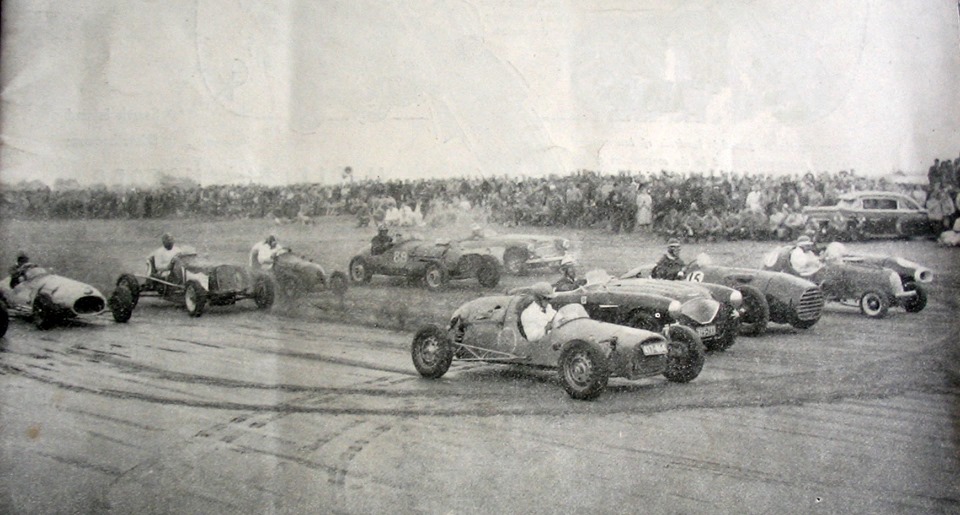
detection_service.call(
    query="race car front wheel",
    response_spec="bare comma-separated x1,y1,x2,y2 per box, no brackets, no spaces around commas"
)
558,341,609,401
116,274,141,309
254,275,276,310
109,285,134,323
349,257,372,284
902,282,927,313
737,286,769,337
33,294,57,330
663,325,705,383
859,290,889,318
411,325,453,379
422,264,446,290
184,281,207,317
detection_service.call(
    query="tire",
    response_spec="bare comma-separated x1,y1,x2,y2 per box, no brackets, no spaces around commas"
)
859,290,889,318
0,308,8,339
184,281,207,317
348,256,372,284
116,274,141,309
254,275,276,310
422,263,446,291
902,282,927,313
328,271,349,295
737,286,769,337
791,317,819,330
109,285,134,323
33,294,57,330
662,325,705,383
476,257,501,288
625,310,662,332
558,341,609,400
411,325,453,379
502,248,528,275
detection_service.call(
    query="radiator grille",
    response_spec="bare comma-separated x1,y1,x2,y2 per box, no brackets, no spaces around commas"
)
796,287,825,321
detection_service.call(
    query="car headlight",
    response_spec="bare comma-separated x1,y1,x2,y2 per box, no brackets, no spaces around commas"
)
729,290,743,308
914,267,933,283
668,300,681,319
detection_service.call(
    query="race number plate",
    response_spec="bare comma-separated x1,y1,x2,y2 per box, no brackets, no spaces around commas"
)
697,325,717,338
641,342,668,356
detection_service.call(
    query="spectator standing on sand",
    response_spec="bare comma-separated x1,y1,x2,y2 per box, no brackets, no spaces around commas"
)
635,183,653,229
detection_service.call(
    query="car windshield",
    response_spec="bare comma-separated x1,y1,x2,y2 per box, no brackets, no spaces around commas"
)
837,198,858,209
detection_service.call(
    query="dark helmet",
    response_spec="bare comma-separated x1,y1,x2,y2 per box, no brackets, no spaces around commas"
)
161,233,175,250
266,235,277,246
16,252,29,265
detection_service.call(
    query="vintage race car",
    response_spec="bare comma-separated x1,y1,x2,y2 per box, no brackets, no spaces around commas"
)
116,247,276,317
762,245,923,318
543,271,742,352
349,237,501,290
458,229,572,275
622,254,825,335
804,191,931,240
0,265,133,336
820,242,932,312
262,248,348,297
411,297,704,400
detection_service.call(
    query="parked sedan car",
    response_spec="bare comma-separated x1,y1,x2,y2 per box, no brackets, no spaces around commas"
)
1,265,133,336
458,229,572,275
622,254,825,335
349,237,501,290
412,297,704,400
804,191,931,240
545,271,742,351
762,245,922,318
115,247,276,317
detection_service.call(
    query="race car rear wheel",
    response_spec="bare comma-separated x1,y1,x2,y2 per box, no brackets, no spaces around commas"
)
328,271,349,295
502,248,528,275
411,325,453,379
423,264,446,290
109,285,134,323
348,257,372,284
476,257,501,288
902,282,927,313
184,281,207,317
254,275,276,309
737,286,769,337
558,341,609,401
663,325,704,383
116,274,141,309
859,290,888,318
32,294,57,330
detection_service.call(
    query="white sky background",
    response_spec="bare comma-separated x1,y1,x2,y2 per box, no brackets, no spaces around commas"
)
1,0,958,187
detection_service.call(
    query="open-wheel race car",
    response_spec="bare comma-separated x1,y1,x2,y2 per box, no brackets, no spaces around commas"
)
0,265,134,337
349,237,501,290
262,248,348,297
762,243,927,318
622,254,825,335
411,296,704,400
115,248,276,317
457,229,572,275
541,271,742,352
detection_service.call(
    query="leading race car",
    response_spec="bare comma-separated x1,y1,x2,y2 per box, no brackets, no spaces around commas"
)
458,229,572,275
762,244,924,318
411,296,704,400
349,236,501,290
0,265,134,336
115,247,276,317
622,254,825,335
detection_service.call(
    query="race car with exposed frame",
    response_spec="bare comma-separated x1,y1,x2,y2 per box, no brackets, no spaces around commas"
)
457,228,573,275
1,265,134,336
539,270,742,352
622,254,825,335
762,244,924,318
411,296,705,400
257,247,348,297
348,236,501,290
115,247,276,317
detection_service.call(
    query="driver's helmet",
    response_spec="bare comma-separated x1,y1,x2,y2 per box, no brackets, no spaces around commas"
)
553,303,589,327
584,269,612,286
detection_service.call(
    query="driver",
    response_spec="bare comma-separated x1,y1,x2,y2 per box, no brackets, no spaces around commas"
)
789,235,822,276
250,235,282,269
9,252,34,288
651,239,685,280
371,225,393,255
520,282,557,342
149,233,181,278
553,256,585,292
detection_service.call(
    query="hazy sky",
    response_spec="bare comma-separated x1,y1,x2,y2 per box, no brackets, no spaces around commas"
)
1,0,959,186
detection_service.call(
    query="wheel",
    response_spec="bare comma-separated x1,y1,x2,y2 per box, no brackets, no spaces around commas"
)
502,248,528,275
476,257,501,288
348,257,372,284
737,286,769,337
116,274,141,309
184,281,207,317
422,263,446,290
662,325,705,383
0,308,8,338
32,294,57,330
328,271,349,295
254,275,276,309
790,316,820,330
859,290,889,318
707,313,740,351
625,310,662,332
109,285,134,323
902,282,927,313
558,341,609,400
411,325,453,379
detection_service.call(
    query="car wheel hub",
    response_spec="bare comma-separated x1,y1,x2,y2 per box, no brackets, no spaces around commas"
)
568,354,593,385
419,337,439,365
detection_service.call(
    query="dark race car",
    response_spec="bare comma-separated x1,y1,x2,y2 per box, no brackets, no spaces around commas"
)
762,244,923,318
541,271,742,352
116,247,276,317
412,297,704,400
622,254,825,335
458,229,573,275
349,236,501,290
264,248,348,297
1,265,133,336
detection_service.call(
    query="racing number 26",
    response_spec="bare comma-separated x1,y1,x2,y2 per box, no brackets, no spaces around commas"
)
393,251,409,263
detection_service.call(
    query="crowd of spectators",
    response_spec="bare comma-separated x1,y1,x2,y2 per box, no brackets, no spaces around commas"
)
3,155,958,242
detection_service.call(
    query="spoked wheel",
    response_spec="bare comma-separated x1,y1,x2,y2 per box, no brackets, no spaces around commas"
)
662,325,705,383
348,257,372,284
184,281,207,317
558,341,609,400
411,325,453,379
423,264,446,291
859,290,889,318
